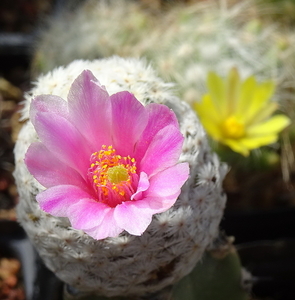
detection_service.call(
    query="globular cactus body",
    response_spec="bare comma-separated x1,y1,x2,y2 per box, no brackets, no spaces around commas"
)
14,57,227,297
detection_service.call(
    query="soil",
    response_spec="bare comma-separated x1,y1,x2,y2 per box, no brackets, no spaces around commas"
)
0,257,24,300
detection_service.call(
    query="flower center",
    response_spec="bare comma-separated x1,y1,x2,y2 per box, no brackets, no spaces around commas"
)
221,116,245,139
107,165,129,184
88,145,137,207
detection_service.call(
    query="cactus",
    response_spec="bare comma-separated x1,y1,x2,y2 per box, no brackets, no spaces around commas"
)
14,56,227,298
32,0,155,76
172,237,250,300
32,0,295,107
61,237,250,300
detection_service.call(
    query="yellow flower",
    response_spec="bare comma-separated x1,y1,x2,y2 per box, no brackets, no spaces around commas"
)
194,68,291,156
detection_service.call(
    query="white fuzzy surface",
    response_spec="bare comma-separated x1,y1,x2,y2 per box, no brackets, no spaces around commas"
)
14,57,227,297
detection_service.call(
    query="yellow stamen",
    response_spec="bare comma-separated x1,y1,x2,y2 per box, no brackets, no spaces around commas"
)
88,145,137,205
221,116,245,139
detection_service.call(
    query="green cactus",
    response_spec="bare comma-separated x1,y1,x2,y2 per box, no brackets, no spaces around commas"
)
172,238,250,300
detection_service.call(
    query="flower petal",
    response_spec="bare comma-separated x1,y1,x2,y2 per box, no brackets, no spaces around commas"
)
25,142,85,188
247,102,278,125
236,75,257,118
247,115,290,136
114,201,153,236
243,80,275,124
110,91,148,157
194,94,221,125
199,117,222,141
144,162,189,198
222,139,250,156
240,135,278,150
33,112,92,176
225,67,241,115
30,94,69,125
194,95,223,141
36,185,93,217
223,134,279,156
67,70,112,149
139,125,184,176
207,71,227,117
67,198,111,230
134,103,179,161
144,191,181,214
131,172,150,201
85,209,124,239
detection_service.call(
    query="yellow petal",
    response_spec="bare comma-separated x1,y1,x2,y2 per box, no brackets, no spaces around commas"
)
201,118,222,141
194,94,221,123
236,75,257,118
221,133,283,156
222,138,250,156
207,71,227,117
247,101,278,125
239,135,278,150
247,115,291,136
194,95,223,140
243,80,275,124
225,67,241,115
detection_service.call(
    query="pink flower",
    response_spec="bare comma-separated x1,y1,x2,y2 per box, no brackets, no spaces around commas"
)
25,70,189,240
